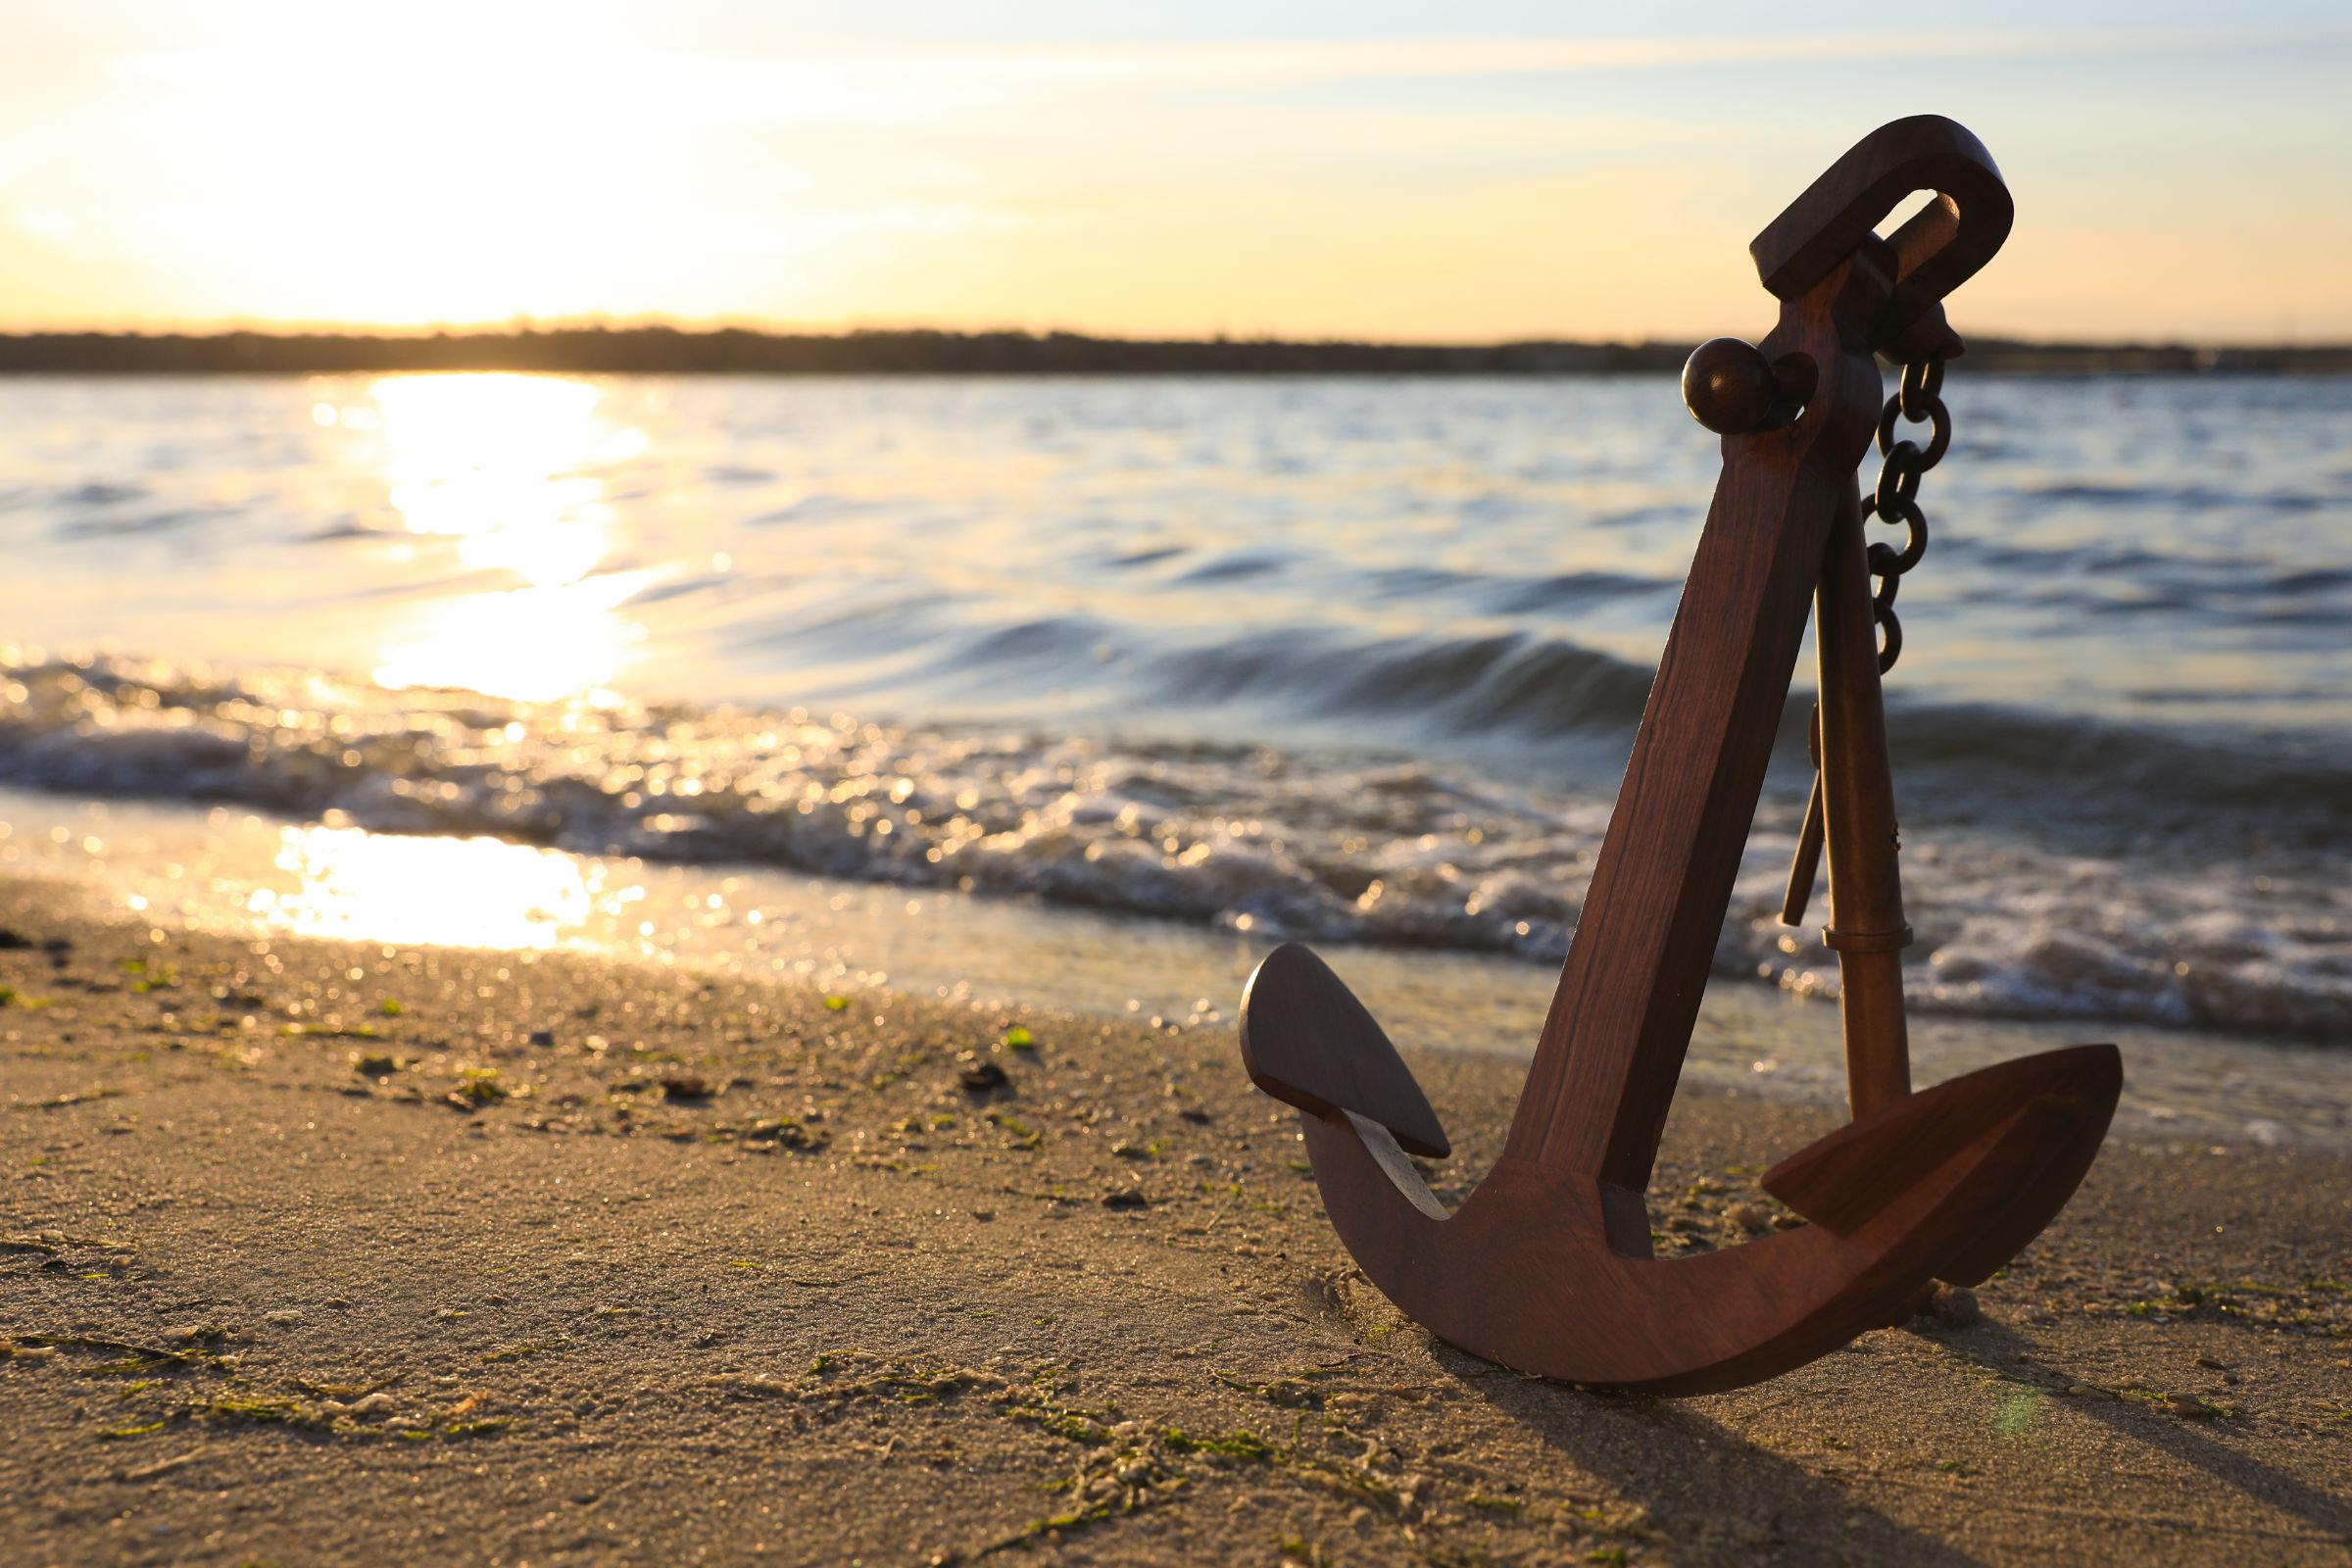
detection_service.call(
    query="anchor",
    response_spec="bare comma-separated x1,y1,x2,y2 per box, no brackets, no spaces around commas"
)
1234,117,2121,1395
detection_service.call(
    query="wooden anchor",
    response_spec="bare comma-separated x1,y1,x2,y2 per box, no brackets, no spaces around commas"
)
1234,117,2120,1395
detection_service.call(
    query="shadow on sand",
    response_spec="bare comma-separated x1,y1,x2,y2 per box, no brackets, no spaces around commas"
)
1439,1343,1986,1565
1931,1318,2352,1542
1439,1317,2350,1562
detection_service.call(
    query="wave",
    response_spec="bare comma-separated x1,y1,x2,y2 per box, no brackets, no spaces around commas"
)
1,652,2345,1042
2010,479,2330,514
1110,627,2352,846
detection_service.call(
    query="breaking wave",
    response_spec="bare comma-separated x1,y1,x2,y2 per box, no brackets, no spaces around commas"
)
2,651,2344,1042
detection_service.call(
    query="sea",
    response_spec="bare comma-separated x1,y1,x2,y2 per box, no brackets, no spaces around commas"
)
1,371,2346,1142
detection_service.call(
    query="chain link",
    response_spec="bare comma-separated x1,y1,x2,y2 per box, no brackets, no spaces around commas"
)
1781,353,1951,927
1860,354,1947,673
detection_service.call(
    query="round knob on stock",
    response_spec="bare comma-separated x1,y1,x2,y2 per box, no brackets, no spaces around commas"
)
1682,337,1809,434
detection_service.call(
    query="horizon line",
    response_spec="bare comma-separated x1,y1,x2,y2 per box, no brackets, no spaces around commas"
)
3,321,2347,355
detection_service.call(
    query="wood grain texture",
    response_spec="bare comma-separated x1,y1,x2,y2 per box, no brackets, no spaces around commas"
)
1298,1063,2115,1394
1749,114,2014,353
1234,116,2121,1395
1239,944,1450,1159
1760,1045,2121,1235
1498,247,1891,1191
1815,475,1913,1117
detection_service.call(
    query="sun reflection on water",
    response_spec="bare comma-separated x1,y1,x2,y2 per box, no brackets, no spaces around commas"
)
371,570,655,702
359,373,649,702
247,823,619,950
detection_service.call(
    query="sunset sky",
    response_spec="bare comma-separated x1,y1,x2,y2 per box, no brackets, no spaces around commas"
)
3,2,2346,343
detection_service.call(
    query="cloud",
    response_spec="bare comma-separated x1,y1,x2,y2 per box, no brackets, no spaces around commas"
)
649,24,2346,102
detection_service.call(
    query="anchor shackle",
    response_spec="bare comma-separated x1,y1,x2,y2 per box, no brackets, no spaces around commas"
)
1687,114,2013,439
1748,114,2014,363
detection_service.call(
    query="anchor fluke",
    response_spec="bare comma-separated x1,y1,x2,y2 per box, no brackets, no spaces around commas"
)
1761,1045,2119,1233
1239,943,1450,1159
1761,1043,2121,1284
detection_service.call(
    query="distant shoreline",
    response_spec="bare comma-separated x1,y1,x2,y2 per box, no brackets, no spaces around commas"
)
1,326,2346,376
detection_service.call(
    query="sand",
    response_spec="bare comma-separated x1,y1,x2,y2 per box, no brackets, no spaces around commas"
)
1,877,2346,1566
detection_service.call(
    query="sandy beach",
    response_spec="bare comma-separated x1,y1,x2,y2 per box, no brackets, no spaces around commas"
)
3,878,2346,1566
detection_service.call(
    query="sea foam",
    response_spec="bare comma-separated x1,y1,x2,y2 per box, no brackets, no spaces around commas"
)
3,651,2343,1042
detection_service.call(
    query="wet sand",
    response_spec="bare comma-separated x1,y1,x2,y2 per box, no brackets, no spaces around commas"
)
2,879,2347,1565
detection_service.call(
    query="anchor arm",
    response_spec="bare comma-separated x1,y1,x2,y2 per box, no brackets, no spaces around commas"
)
1296,1045,2117,1394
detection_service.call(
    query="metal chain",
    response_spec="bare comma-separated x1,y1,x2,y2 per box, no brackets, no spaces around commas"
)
1860,355,1948,672
1779,352,1950,927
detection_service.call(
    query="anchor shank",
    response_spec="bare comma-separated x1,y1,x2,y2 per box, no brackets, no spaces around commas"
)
1500,255,1891,1189
1501,447,1839,1185
1816,475,1913,1116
